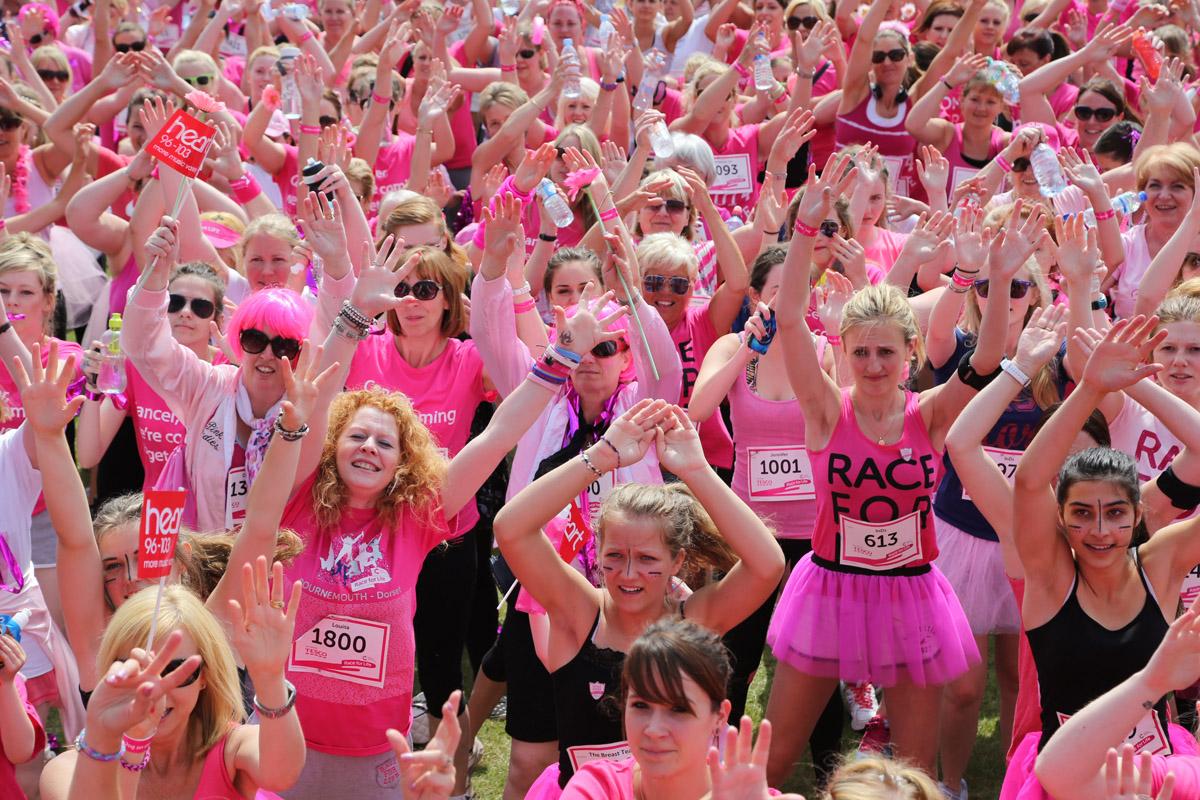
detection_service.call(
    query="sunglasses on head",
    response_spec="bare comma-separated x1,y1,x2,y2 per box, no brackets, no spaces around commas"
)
590,340,625,358
183,74,215,87
168,294,216,319
37,69,70,83
115,40,146,52
239,328,302,360
787,14,819,30
648,198,688,214
871,48,907,64
973,278,1034,299
819,219,839,237
318,115,339,129
164,658,203,688
394,279,442,301
1073,105,1117,123
518,48,539,59
643,274,691,295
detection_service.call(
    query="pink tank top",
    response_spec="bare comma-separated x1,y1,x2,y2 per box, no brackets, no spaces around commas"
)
834,95,918,198
942,124,1006,198
809,389,942,568
193,730,284,799
728,342,825,539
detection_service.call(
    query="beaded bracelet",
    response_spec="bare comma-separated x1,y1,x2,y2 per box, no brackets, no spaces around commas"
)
600,80,618,91
994,154,1013,174
120,749,151,772
340,300,373,330
513,299,537,314
274,418,310,441
332,315,369,341
599,435,622,469
1094,208,1116,221
794,220,819,238
76,730,125,762
580,451,604,478
299,124,321,135
599,206,619,222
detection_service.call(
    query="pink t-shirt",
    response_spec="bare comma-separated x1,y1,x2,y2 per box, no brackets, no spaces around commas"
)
369,135,417,216
0,674,45,799
862,227,909,275
125,361,187,490
0,339,83,433
1112,224,1151,319
272,144,300,217
344,337,488,534
561,758,783,799
672,302,734,469
283,476,454,756
709,124,761,218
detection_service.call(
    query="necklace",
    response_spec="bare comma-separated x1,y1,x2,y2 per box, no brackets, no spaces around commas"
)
857,392,902,445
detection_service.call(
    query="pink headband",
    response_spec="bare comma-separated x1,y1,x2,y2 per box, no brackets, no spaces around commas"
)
202,220,242,249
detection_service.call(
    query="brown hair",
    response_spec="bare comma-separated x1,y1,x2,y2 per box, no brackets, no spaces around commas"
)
382,246,469,339
621,618,731,714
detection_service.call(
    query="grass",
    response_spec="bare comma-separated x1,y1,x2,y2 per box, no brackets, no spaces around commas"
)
465,640,1009,798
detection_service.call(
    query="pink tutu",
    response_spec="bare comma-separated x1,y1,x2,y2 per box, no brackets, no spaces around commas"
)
766,553,979,687
526,763,564,800
1001,726,1200,800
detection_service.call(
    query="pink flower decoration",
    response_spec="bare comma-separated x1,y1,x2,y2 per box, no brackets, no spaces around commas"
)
564,167,600,203
261,85,281,109
186,90,226,115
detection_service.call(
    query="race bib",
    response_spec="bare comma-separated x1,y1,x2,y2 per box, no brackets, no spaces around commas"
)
880,155,910,197
838,511,923,571
585,471,616,522
290,614,390,688
711,154,754,196
1056,710,1170,757
566,742,632,772
950,165,981,194
1182,563,1200,609
748,446,816,501
962,447,1022,501
225,466,249,529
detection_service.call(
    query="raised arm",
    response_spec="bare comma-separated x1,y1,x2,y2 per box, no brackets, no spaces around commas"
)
911,0,985,100
838,0,894,111
1134,168,1200,317
353,24,407,168
906,54,987,149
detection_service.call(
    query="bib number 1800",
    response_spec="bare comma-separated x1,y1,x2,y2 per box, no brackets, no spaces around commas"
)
311,627,368,654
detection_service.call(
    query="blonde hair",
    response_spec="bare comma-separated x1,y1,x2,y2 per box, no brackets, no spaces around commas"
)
822,756,942,799
31,45,69,74
0,233,57,333
598,483,739,589
96,585,243,756
240,213,300,252
637,232,699,280
379,195,466,268
684,60,736,127
1135,143,1200,192
311,388,447,531
242,46,281,95
346,157,375,201
555,78,599,127
634,170,697,241
478,82,529,118
840,283,927,369
172,49,220,75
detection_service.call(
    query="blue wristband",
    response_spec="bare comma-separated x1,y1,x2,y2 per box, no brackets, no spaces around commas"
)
76,729,126,762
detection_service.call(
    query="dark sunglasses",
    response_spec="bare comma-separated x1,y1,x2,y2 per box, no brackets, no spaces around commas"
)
115,40,146,52
871,48,907,64
518,48,539,59
648,199,688,214
819,219,839,237
168,294,216,319
590,340,624,358
37,69,70,83
1011,157,1030,173
239,328,302,360
318,115,339,129
1073,105,1117,123
394,279,442,301
183,74,215,87
787,14,819,30
28,31,50,46
974,278,1033,299
0,116,23,131
643,274,691,295
164,658,203,688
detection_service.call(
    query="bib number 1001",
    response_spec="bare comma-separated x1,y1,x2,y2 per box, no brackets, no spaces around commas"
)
758,457,806,476
311,627,368,654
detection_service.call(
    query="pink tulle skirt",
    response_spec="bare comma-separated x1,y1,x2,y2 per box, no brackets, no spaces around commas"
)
766,553,980,687
1001,726,1200,799
526,763,564,800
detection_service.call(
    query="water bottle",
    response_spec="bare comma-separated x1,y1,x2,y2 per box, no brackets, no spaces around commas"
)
649,123,675,159
500,0,520,14
1112,190,1147,216
538,178,575,228
754,54,773,92
561,38,582,100
302,157,336,202
1132,30,1162,82
279,46,302,120
0,610,31,642
984,58,1020,105
282,3,309,20
1030,144,1068,198
97,314,126,395
598,14,615,50
633,80,655,114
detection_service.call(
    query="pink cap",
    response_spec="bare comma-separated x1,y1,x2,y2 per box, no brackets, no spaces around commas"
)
202,219,241,249
265,109,289,138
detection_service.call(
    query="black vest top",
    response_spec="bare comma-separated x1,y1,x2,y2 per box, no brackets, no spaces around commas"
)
551,612,627,786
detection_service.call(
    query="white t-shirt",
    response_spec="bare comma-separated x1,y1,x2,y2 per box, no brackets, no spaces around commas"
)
0,426,52,677
668,13,715,78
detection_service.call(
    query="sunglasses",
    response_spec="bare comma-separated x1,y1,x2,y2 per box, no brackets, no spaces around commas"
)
115,40,146,52
648,199,688,215
28,31,50,46
37,69,70,83
394,279,442,300
819,219,839,237
164,658,203,688
1011,157,1030,173
183,74,216,87
973,278,1034,299
787,14,819,30
1073,105,1117,123
518,48,539,59
168,294,216,319
318,115,339,129
871,48,907,64
238,328,302,360
643,274,691,295
590,340,624,358
0,116,23,131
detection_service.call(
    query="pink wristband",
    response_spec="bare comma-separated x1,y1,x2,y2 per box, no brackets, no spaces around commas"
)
1094,208,1116,221
299,124,321,135
794,219,819,237
298,31,315,44
994,154,1013,173
826,334,841,346
231,173,262,204
500,64,516,72
951,270,974,288
599,206,619,222
122,735,152,755
513,299,537,314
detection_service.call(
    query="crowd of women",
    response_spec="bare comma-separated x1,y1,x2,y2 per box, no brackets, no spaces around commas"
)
2,0,1200,797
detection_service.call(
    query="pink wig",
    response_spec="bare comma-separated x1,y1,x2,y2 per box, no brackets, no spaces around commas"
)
228,287,313,360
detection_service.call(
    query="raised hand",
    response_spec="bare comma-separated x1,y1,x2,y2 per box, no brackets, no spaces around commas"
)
1060,148,1106,197
1103,745,1175,800
296,52,325,111
795,19,838,70
814,269,854,334
954,204,994,270
99,52,141,91
299,191,348,262
946,52,989,88
138,93,173,142
1082,22,1135,62
1014,303,1067,371
598,399,672,469
482,192,524,273
1078,315,1167,393
481,163,509,200
654,405,707,478
552,281,629,355
224,557,302,682
278,340,338,429
830,234,868,287
1052,212,1100,286
513,142,556,194
900,210,954,265
915,145,949,196
12,341,84,436
768,108,818,166
988,200,1047,282
708,717,776,800
350,235,415,318
387,691,463,800
796,152,858,228
145,215,181,280
599,140,627,186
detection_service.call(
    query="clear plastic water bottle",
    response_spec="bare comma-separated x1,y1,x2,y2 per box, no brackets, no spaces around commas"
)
754,54,774,92
500,0,520,16
598,14,615,49
282,3,309,20
0,610,31,642
984,58,1020,105
97,313,126,395
633,80,655,115
1030,144,1068,198
1112,190,1147,216
538,179,575,228
561,38,582,100
279,46,302,120
649,124,675,159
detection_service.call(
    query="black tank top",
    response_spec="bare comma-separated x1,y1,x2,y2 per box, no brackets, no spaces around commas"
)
551,612,627,786
1025,549,1170,751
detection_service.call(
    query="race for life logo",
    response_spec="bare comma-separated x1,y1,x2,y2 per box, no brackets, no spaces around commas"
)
589,681,606,701
318,532,391,593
